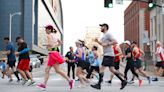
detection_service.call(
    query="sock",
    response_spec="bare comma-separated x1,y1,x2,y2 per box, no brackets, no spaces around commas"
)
14,71,20,80
98,73,104,85
114,73,124,82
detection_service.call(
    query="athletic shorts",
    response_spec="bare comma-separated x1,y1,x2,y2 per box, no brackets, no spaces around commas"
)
17,59,30,71
101,56,114,67
134,59,142,69
47,51,64,67
90,66,100,73
156,62,164,69
77,60,90,70
7,60,16,68
114,62,120,70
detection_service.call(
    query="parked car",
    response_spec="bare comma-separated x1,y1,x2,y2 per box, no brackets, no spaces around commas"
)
30,57,41,68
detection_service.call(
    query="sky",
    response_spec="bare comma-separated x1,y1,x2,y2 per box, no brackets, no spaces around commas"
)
61,0,131,54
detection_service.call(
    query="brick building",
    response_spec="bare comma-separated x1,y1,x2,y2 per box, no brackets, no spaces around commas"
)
124,1,150,51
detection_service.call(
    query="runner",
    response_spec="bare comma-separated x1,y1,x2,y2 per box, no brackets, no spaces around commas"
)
3,37,20,82
75,40,89,88
152,41,164,81
131,41,151,84
15,37,35,85
43,25,62,52
65,46,76,80
86,46,100,79
79,40,90,74
123,40,142,86
37,25,73,90
106,44,124,84
90,23,127,90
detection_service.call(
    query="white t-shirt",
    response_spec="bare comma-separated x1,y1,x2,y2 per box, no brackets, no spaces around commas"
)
156,46,164,62
101,32,115,56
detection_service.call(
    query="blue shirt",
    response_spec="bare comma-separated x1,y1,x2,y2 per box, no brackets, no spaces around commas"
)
6,42,16,61
0,62,6,71
88,51,100,67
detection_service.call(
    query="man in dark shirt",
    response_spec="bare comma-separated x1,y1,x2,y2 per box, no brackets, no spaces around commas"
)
3,37,20,82
15,37,35,86
65,46,75,79
123,40,142,86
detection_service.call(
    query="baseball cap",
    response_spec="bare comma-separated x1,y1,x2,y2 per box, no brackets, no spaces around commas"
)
124,40,131,45
45,25,54,30
99,23,109,30
75,40,82,45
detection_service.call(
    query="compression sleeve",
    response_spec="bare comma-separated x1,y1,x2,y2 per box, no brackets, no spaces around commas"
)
19,48,29,55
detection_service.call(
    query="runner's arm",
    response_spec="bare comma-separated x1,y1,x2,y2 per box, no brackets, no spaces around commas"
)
93,51,98,61
4,50,11,55
133,47,139,58
5,45,12,55
95,39,117,47
18,48,29,55
115,46,123,57
125,53,131,58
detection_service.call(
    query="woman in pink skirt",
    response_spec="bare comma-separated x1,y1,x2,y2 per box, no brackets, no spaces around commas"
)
37,25,73,90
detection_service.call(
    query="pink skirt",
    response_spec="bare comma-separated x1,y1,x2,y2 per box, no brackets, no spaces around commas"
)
47,51,64,67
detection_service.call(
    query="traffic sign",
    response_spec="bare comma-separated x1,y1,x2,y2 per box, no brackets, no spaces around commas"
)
116,0,123,4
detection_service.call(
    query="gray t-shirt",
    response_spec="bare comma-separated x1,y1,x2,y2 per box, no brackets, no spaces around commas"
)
101,32,115,56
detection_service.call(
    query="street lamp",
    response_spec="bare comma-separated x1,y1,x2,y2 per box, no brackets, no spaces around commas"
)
9,12,21,42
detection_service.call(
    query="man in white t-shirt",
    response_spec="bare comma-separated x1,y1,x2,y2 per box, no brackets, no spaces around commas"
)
153,41,164,81
90,23,127,90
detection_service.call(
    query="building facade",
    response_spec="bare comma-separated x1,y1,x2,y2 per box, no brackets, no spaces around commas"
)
124,1,150,51
149,0,164,61
0,0,63,55
84,26,103,56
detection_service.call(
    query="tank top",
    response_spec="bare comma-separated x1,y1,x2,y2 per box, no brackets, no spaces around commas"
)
132,47,141,59
113,45,120,62
75,48,85,61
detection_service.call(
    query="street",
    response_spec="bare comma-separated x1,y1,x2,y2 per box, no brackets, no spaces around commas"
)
0,63,164,92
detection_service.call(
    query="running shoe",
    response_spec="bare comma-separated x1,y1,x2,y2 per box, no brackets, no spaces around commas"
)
128,80,134,84
69,80,73,89
37,83,46,91
139,80,142,87
120,80,127,90
90,84,101,90
17,79,20,83
105,80,112,84
22,80,28,85
77,84,86,88
28,81,35,86
152,78,158,82
9,79,13,82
